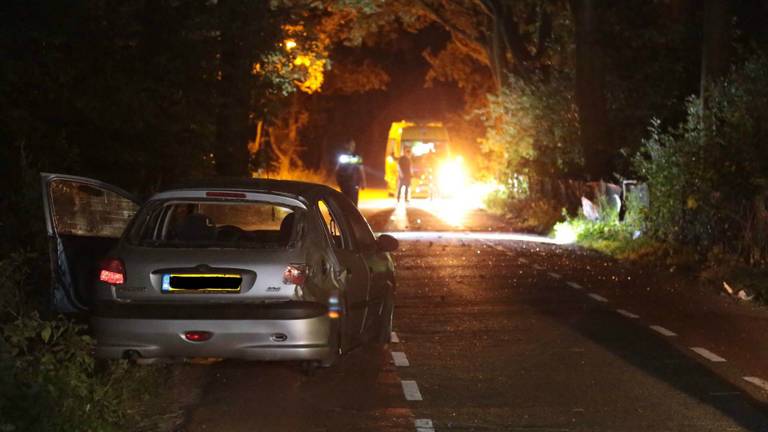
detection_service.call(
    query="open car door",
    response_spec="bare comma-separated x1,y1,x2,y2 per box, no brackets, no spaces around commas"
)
41,173,140,313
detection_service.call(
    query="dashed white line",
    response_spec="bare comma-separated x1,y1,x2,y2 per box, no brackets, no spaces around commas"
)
518,257,529,264
588,293,609,302
533,264,544,270
391,332,400,343
616,309,640,319
649,325,677,337
691,347,727,362
415,418,435,432
566,281,583,290
391,351,410,367
743,376,768,392
547,272,562,279
401,380,423,401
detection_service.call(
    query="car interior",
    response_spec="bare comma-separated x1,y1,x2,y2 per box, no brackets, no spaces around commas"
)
168,210,296,247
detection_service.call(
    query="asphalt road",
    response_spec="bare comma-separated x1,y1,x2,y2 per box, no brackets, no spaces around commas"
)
179,197,768,432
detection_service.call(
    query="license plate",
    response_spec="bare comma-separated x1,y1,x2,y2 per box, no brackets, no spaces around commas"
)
161,274,242,293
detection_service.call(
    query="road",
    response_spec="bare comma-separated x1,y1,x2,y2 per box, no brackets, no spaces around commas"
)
179,194,768,432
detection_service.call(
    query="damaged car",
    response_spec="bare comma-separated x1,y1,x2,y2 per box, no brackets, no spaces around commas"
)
41,174,398,367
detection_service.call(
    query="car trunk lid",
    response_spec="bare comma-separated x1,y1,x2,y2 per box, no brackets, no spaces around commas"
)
113,246,305,303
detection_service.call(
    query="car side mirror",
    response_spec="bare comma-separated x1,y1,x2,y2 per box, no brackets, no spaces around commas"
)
376,234,399,252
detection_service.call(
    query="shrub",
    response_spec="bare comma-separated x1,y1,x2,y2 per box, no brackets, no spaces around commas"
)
0,252,163,431
480,73,582,181
633,52,768,263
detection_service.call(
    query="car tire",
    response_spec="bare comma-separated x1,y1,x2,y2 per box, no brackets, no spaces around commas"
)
377,288,395,344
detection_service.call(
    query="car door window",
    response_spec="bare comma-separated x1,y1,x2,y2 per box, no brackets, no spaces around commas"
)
49,179,139,238
330,193,377,252
318,199,345,249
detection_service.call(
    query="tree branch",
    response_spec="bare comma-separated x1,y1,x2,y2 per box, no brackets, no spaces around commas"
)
412,0,490,66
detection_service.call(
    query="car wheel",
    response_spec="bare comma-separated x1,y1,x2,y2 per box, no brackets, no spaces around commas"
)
377,289,395,344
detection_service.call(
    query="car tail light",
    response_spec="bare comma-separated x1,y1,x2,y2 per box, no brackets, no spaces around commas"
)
283,264,307,285
184,331,213,342
99,258,125,285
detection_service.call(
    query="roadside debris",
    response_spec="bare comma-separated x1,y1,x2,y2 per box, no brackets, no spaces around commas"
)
722,281,755,302
737,289,756,302
722,281,734,295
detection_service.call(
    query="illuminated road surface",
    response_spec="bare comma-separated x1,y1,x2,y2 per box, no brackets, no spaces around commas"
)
178,190,768,432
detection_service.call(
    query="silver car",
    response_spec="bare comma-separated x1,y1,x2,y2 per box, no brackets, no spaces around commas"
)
41,173,398,367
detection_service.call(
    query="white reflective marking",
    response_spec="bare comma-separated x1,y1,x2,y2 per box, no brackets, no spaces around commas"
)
533,264,544,270
616,309,640,319
548,272,562,279
744,376,768,392
588,293,609,302
382,231,569,245
415,418,435,432
518,257,528,264
391,351,410,367
567,281,583,290
649,325,677,337
401,380,423,401
391,332,400,343
691,347,727,362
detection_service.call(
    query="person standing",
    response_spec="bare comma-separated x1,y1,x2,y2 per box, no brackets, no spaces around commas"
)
335,139,366,206
397,147,413,203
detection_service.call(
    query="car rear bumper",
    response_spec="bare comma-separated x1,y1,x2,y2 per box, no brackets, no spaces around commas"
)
92,301,335,361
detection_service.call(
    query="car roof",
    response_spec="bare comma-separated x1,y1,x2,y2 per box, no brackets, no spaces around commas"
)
158,178,336,202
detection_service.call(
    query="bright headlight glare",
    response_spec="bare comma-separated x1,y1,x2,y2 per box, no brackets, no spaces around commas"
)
437,157,467,193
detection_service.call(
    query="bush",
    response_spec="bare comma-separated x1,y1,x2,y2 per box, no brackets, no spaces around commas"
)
0,252,164,431
479,73,582,180
489,194,564,234
552,195,669,261
634,52,768,263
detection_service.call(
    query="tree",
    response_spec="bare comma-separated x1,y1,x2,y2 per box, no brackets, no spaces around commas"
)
214,0,292,177
570,0,610,180
700,0,731,105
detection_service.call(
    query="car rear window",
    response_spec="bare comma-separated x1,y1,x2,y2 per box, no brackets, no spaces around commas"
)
127,200,302,249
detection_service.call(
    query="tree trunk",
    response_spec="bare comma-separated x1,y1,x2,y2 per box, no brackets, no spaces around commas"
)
214,0,259,177
570,0,612,181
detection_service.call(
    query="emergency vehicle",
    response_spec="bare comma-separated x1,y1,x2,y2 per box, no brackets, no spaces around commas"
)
384,121,465,199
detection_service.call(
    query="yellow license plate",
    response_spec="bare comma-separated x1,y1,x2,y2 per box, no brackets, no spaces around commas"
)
161,273,242,293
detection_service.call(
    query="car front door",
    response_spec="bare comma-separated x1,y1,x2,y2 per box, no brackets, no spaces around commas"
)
317,197,370,343
41,173,140,313
330,193,393,335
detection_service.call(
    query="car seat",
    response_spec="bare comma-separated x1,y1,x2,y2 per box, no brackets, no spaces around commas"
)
279,213,295,244
176,213,215,243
